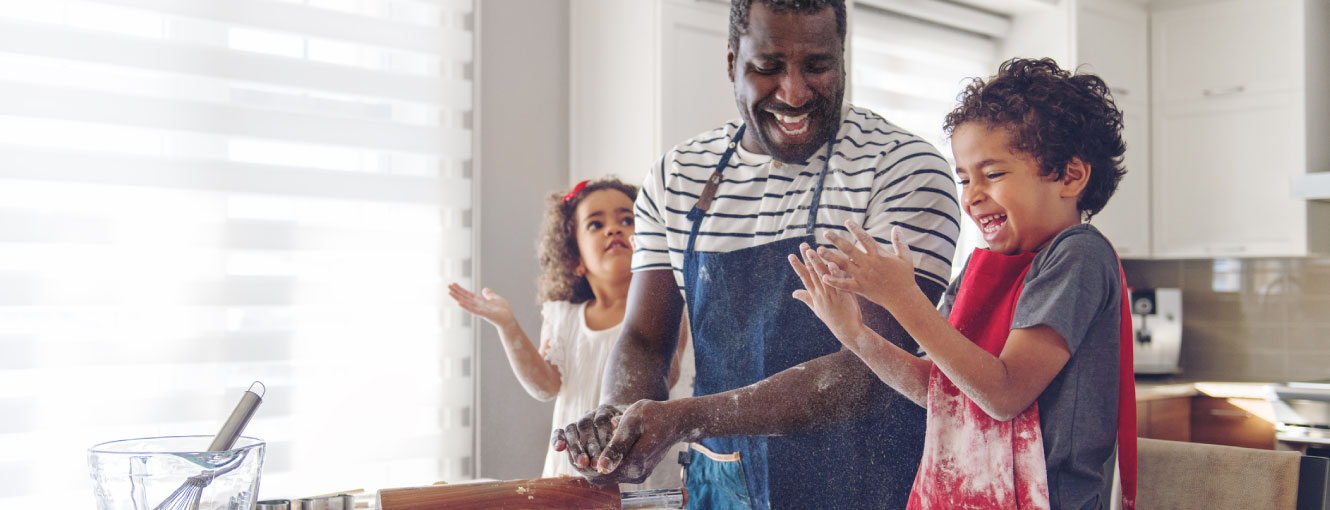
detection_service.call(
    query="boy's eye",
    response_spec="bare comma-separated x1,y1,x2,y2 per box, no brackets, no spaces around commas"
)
985,172,1007,179
957,179,969,186
620,217,634,227
587,220,602,231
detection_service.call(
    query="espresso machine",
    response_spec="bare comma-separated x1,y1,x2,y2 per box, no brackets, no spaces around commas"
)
1130,288,1182,374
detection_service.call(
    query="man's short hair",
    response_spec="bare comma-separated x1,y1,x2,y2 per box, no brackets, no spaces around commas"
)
728,0,847,52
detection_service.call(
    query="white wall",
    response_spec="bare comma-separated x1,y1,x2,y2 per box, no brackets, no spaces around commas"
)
475,0,570,480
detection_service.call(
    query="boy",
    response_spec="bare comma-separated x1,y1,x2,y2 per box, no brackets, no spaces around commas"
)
788,57,1136,509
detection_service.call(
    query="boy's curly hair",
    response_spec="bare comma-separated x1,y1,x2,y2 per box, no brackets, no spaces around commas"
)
943,57,1126,220
536,177,639,304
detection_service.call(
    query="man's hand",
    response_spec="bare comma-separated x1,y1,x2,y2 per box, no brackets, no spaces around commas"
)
816,222,923,311
551,400,685,484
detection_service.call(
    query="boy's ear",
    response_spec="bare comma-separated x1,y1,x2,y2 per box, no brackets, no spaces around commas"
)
1060,157,1091,199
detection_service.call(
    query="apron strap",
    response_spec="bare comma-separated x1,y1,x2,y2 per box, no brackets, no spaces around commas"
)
804,141,835,237
685,125,839,254
1116,259,1138,510
685,125,744,254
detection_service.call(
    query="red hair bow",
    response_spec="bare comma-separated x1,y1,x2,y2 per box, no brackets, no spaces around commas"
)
562,180,590,203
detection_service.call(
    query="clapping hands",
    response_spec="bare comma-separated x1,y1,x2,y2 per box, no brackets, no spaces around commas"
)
813,222,921,311
789,222,922,345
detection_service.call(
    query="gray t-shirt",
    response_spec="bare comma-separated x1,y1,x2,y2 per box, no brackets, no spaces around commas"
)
940,224,1122,510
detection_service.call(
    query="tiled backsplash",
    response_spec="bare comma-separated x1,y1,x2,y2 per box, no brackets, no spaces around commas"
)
1122,257,1330,382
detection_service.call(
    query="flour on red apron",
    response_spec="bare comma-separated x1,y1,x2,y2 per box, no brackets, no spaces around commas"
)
907,245,1138,509
907,248,1048,510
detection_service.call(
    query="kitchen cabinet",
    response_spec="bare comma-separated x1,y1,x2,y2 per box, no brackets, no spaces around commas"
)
1190,396,1277,450
1075,0,1151,258
568,0,734,185
1002,0,1153,257
1138,396,1192,442
1148,0,1330,257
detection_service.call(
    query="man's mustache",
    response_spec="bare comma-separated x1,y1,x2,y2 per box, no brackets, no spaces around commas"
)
759,95,833,116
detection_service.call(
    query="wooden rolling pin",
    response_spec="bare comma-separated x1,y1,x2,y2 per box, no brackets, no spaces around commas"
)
377,477,685,510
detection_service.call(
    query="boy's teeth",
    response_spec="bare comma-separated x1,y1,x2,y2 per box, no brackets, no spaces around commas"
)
980,213,1006,233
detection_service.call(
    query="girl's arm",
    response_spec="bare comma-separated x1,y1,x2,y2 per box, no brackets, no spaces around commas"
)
789,244,932,407
815,223,1071,421
448,283,563,401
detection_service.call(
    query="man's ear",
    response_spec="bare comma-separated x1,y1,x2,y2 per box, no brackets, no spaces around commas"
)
727,44,736,83
1061,157,1091,198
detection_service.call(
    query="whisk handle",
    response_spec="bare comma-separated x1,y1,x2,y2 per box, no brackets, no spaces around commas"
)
208,381,265,452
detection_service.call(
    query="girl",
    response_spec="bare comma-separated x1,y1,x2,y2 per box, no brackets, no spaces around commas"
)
448,177,689,483
789,58,1136,509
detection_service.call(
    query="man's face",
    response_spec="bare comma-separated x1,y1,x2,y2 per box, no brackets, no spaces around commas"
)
728,2,845,164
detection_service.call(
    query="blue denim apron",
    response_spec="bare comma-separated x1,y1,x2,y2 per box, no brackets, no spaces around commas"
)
681,125,926,510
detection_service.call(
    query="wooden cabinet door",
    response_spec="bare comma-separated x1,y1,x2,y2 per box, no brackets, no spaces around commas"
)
1190,397,1276,450
1140,397,1192,442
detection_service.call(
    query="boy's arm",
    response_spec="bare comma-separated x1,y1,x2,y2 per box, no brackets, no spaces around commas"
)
817,224,1071,421
883,290,1069,420
790,245,934,407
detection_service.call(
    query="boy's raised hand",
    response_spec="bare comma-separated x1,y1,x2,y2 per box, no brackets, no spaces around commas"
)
789,242,865,343
816,222,920,311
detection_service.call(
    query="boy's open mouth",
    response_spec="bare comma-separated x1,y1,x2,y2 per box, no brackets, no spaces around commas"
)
606,239,630,252
979,213,1007,236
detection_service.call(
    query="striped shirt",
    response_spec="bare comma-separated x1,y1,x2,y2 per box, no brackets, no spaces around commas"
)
632,104,962,291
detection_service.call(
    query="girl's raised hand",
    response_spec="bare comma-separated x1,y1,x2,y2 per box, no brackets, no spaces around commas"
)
788,242,865,344
816,222,920,311
447,283,517,329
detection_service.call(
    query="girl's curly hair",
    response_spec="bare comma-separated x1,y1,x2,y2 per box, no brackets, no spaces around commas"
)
536,177,639,304
943,57,1126,220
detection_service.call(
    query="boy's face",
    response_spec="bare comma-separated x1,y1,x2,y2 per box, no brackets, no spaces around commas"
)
573,189,636,281
951,122,1084,255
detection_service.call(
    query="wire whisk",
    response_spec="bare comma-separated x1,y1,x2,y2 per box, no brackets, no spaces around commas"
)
153,382,265,510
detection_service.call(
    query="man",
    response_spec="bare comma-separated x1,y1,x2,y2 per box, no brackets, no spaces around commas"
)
553,1,961,508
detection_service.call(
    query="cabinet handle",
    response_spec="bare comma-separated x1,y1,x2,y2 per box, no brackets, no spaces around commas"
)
1203,85,1246,97
1111,87,1130,97
1205,245,1247,254
1209,409,1251,418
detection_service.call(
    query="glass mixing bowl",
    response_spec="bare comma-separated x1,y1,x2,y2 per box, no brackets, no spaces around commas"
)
88,435,265,510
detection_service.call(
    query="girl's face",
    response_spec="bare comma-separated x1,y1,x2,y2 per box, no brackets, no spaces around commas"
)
951,122,1082,255
573,189,635,280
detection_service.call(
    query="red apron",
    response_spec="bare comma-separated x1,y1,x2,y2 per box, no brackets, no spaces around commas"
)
906,248,1137,510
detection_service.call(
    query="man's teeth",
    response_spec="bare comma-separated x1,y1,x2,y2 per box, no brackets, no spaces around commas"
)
774,113,809,135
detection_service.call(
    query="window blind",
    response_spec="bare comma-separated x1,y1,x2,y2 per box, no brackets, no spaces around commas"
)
0,0,475,504
850,3,999,276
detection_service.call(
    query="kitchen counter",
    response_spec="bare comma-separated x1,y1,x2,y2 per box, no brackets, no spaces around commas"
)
1135,379,1277,402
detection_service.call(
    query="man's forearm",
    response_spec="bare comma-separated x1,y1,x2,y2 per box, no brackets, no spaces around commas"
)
670,276,944,441
600,330,674,405
670,349,894,441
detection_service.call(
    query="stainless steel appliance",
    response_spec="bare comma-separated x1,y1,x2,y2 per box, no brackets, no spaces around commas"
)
1131,288,1182,374
1271,382,1330,455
